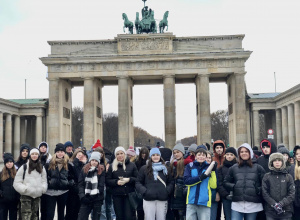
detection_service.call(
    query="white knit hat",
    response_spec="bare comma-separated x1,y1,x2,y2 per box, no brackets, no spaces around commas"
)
30,148,40,155
114,146,126,156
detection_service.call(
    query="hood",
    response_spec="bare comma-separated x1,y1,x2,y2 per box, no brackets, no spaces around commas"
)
38,141,49,154
213,140,225,157
237,143,254,159
260,139,277,156
268,152,286,171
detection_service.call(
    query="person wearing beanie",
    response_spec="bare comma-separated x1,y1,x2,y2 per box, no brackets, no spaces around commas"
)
0,153,19,219
262,153,295,220
169,143,189,219
15,143,31,170
77,151,105,220
38,141,52,166
212,140,225,168
13,146,47,220
224,143,265,219
197,144,208,151
106,146,138,220
136,146,173,220
277,144,292,170
92,139,103,150
126,146,137,163
185,144,197,165
64,141,74,158
42,143,74,220
258,138,278,173
217,147,238,220
184,148,217,219
159,147,172,164
289,145,300,219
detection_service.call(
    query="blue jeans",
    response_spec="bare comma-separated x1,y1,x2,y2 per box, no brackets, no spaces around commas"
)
210,202,218,220
100,189,116,220
186,204,210,220
231,210,257,220
222,199,232,220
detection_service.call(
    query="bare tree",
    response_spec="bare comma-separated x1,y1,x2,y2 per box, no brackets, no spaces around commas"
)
211,110,229,145
72,107,83,147
103,113,118,151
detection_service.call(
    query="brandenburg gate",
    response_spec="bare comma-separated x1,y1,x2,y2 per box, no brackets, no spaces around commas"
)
40,33,252,151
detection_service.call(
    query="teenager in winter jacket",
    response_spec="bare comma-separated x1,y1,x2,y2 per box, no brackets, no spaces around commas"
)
43,143,74,220
15,143,31,170
136,148,173,220
262,152,295,220
64,141,74,158
278,144,292,171
77,152,105,220
65,149,87,220
38,141,52,166
258,138,278,173
13,148,47,220
0,153,20,220
169,144,187,220
224,143,265,220
106,146,138,220
184,148,217,220
217,147,237,220
212,140,225,169
289,145,300,220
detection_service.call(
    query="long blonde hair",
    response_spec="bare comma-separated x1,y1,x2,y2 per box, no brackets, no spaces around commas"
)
48,153,69,171
295,160,300,180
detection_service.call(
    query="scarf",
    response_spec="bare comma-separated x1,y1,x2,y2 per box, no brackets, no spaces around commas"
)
55,158,65,171
85,166,99,195
223,158,237,168
152,162,168,180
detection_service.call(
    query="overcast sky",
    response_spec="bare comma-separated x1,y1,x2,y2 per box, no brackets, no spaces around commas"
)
1,0,299,142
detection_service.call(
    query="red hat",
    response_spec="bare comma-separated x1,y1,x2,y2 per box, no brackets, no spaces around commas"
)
92,139,103,149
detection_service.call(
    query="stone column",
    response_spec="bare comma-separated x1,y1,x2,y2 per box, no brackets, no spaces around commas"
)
118,76,130,149
288,104,296,148
20,117,26,144
26,119,32,146
14,115,20,159
48,78,60,152
276,109,282,144
0,112,3,159
5,114,12,153
295,101,300,145
83,77,95,148
253,110,260,147
281,106,289,148
196,74,211,145
36,115,43,147
235,73,247,147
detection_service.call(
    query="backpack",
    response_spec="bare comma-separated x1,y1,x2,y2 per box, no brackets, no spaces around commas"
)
22,164,27,180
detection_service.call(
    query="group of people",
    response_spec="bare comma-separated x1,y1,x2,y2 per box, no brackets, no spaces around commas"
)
0,138,300,220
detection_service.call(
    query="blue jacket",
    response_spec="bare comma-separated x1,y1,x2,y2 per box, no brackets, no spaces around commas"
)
184,161,217,207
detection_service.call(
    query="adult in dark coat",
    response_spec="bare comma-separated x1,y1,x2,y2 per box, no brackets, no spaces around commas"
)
15,143,31,170
257,138,277,173
106,146,138,220
289,145,300,220
262,153,295,220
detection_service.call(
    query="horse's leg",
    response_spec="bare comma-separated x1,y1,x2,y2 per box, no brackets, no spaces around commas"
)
166,24,168,31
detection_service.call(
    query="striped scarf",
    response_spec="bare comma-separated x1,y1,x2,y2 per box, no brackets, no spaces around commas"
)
85,166,99,195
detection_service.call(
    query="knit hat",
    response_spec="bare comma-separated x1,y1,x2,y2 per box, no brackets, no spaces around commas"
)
38,141,49,153
92,139,103,150
173,143,185,155
225,147,237,158
30,148,40,155
126,146,136,157
277,144,290,158
55,143,66,153
156,142,161,148
150,148,161,158
64,141,73,149
197,144,208,151
3,153,14,164
188,144,198,153
114,146,126,156
269,152,285,171
20,143,30,153
159,148,172,162
237,143,254,159
293,145,300,158
89,151,101,163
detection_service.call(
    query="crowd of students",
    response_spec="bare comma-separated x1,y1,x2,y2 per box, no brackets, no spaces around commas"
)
0,139,299,220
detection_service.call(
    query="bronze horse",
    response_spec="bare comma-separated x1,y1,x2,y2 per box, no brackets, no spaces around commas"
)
122,13,133,34
159,11,169,33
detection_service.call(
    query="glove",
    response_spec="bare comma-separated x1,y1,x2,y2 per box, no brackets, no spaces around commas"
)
272,203,285,215
81,195,91,204
212,162,218,171
199,173,208,181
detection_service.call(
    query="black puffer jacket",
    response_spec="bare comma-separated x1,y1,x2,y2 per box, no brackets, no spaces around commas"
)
106,158,138,196
262,169,295,218
224,159,265,203
136,164,173,201
257,139,277,173
69,158,86,194
289,164,300,207
45,163,74,190
217,159,237,198
0,171,20,203
169,166,186,210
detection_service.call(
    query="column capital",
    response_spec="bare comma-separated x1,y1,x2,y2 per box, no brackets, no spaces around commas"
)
197,73,211,78
162,74,175,79
36,114,43,118
234,71,246,76
47,77,60,81
83,76,94,80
